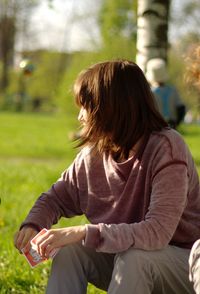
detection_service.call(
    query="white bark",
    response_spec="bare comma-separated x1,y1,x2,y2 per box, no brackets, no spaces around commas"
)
136,0,170,72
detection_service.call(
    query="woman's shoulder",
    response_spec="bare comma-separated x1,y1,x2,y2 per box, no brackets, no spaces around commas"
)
153,128,185,144
149,128,189,160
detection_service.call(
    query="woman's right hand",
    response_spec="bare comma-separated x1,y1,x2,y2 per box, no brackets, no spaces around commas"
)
14,226,38,253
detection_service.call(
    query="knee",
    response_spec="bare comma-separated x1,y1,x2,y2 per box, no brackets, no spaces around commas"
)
52,246,71,268
52,244,81,269
115,248,151,270
118,248,149,261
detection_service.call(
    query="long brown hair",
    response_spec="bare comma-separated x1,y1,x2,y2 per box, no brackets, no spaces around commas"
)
74,60,168,159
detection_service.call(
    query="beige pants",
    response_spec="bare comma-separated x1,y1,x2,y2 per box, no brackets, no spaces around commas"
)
46,243,194,294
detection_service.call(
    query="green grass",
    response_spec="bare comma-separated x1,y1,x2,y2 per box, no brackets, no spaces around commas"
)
0,112,200,293
0,112,105,294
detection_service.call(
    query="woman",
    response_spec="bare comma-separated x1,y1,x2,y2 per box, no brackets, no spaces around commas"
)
14,60,199,294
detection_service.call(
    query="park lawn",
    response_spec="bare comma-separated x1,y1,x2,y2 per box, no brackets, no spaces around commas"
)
0,112,105,294
0,112,200,294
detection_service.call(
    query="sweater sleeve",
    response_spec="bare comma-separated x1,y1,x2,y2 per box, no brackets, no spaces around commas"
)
20,160,83,230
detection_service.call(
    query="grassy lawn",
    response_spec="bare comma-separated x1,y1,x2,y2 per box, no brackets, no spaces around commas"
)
0,112,200,293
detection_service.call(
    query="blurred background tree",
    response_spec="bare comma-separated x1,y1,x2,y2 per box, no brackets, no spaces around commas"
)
0,0,39,92
136,0,170,71
99,0,137,52
172,0,200,51
0,0,199,118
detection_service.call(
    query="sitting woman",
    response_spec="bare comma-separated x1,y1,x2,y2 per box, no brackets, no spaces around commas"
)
14,59,199,294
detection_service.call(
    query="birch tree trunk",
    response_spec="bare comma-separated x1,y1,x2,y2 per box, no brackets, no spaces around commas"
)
136,0,170,72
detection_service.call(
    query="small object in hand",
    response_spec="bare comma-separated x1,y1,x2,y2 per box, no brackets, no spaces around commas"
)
22,228,59,267
21,245,47,268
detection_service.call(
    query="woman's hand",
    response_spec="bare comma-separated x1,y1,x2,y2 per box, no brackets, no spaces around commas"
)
14,226,39,253
34,226,86,258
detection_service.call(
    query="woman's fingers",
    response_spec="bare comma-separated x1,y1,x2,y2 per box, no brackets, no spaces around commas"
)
35,230,63,258
14,231,24,252
37,234,54,257
14,227,38,252
14,230,26,251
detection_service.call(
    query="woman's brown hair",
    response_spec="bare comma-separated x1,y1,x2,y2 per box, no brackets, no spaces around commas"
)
74,60,168,159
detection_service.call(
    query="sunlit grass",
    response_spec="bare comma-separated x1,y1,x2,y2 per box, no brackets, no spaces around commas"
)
0,112,105,294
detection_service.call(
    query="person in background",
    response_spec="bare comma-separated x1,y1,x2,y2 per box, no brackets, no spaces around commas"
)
14,60,200,294
146,58,186,129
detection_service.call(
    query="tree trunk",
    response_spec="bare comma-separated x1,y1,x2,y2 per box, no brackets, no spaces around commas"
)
0,16,15,90
136,0,170,72
0,1,39,93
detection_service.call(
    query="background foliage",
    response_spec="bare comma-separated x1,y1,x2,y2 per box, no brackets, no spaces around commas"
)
0,0,199,117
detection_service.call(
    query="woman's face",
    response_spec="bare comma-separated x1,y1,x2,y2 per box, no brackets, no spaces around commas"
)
78,107,88,125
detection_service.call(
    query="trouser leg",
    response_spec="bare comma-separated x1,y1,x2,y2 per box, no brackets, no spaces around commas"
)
189,239,200,294
46,243,114,294
108,245,195,294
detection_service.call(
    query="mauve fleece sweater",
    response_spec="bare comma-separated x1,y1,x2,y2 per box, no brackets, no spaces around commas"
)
21,128,200,253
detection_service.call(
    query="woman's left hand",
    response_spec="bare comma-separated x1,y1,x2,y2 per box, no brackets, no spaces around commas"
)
34,225,86,258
